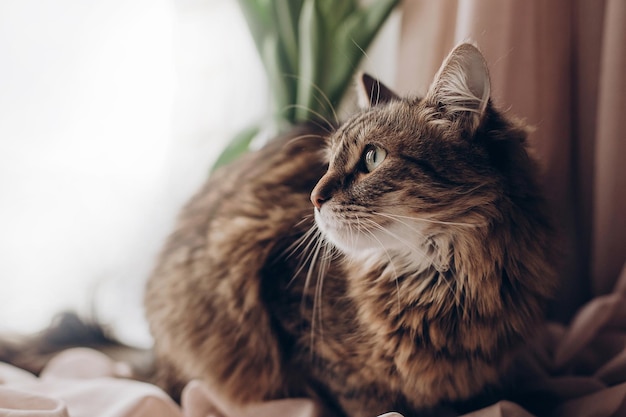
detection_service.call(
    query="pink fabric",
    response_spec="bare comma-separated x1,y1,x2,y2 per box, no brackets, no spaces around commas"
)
3,269,626,417
0,349,180,417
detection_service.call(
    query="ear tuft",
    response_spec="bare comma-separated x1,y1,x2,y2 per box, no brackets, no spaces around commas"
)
426,43,490,131
357,73,399,108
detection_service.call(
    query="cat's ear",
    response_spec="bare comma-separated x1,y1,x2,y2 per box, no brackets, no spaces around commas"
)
357,73,399,108
425,43,490,133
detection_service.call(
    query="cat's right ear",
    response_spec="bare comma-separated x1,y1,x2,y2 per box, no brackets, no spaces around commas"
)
425,43,491,134
357,73,399,108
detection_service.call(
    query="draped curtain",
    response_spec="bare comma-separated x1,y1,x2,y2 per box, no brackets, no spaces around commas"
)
395,0,626,321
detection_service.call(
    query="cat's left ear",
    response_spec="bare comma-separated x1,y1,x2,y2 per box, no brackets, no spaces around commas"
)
425,43,490,134
357,73,400,108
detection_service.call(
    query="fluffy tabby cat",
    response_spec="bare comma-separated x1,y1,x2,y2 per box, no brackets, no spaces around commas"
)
145,43,558,416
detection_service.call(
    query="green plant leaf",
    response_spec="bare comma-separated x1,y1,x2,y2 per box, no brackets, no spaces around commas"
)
210,125,261,173
271,0,303,76
295,0,325,122
261,34,296,122
316,0,357,32
350,0,400,51
219,0,400,171
236,0,273,54
326,0,399,106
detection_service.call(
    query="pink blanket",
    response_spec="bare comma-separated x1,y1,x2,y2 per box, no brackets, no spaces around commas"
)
2,265,625,417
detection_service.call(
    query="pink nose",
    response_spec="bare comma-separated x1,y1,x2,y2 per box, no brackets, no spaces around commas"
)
311,174,335,209
310,189,327,209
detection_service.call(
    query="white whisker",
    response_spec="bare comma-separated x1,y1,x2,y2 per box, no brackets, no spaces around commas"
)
282,220,318,260
283,74,340,125
374,211,484,228
289,227,322,287
305,235,325,360
313,240,332,355
282,104,335,132
286,134,327,147
371,212,429,239
357,216,402,313
361,217,433,262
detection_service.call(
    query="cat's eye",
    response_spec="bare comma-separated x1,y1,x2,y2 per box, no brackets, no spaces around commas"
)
363,146,387,172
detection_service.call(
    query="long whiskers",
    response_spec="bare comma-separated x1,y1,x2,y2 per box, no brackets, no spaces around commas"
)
283,215,334,362
286,226,323,287
371,213,430,240
282,104,335,132
357,215,402,313
312,240,333,359
361,217,433,263
282,218,318,260
302,231,335,362
283,74,340,125
285,133,327,148
305,235,323,348
374,211,486,228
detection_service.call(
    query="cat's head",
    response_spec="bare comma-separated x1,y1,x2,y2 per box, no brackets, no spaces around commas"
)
311,43,535,261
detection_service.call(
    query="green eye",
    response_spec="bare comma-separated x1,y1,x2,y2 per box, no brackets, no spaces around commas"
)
364,146,387,172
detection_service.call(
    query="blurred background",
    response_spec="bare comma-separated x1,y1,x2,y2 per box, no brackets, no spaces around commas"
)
0,0,399,347
0,0,624,349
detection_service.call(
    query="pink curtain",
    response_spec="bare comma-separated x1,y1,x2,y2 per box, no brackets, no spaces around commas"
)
395,0,626,321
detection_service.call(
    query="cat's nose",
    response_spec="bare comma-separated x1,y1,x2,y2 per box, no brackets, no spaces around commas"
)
311,175,335,209
310,188,328,209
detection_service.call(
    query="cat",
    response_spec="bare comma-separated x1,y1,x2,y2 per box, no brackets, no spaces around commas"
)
144,43,558,417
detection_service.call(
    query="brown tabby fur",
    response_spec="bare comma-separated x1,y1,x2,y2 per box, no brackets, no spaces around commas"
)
144,44,558,417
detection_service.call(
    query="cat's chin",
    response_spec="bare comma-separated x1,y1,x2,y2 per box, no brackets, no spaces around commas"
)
314,208,373,256
314,208,419,259
313,214,350,255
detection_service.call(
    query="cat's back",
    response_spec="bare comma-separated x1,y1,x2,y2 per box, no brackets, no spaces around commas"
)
178,125,326,244
144,123,330,400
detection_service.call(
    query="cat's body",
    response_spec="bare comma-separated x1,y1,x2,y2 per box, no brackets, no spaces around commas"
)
145,44,558,417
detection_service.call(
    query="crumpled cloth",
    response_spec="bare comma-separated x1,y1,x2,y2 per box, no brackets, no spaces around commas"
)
2,264,625,417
